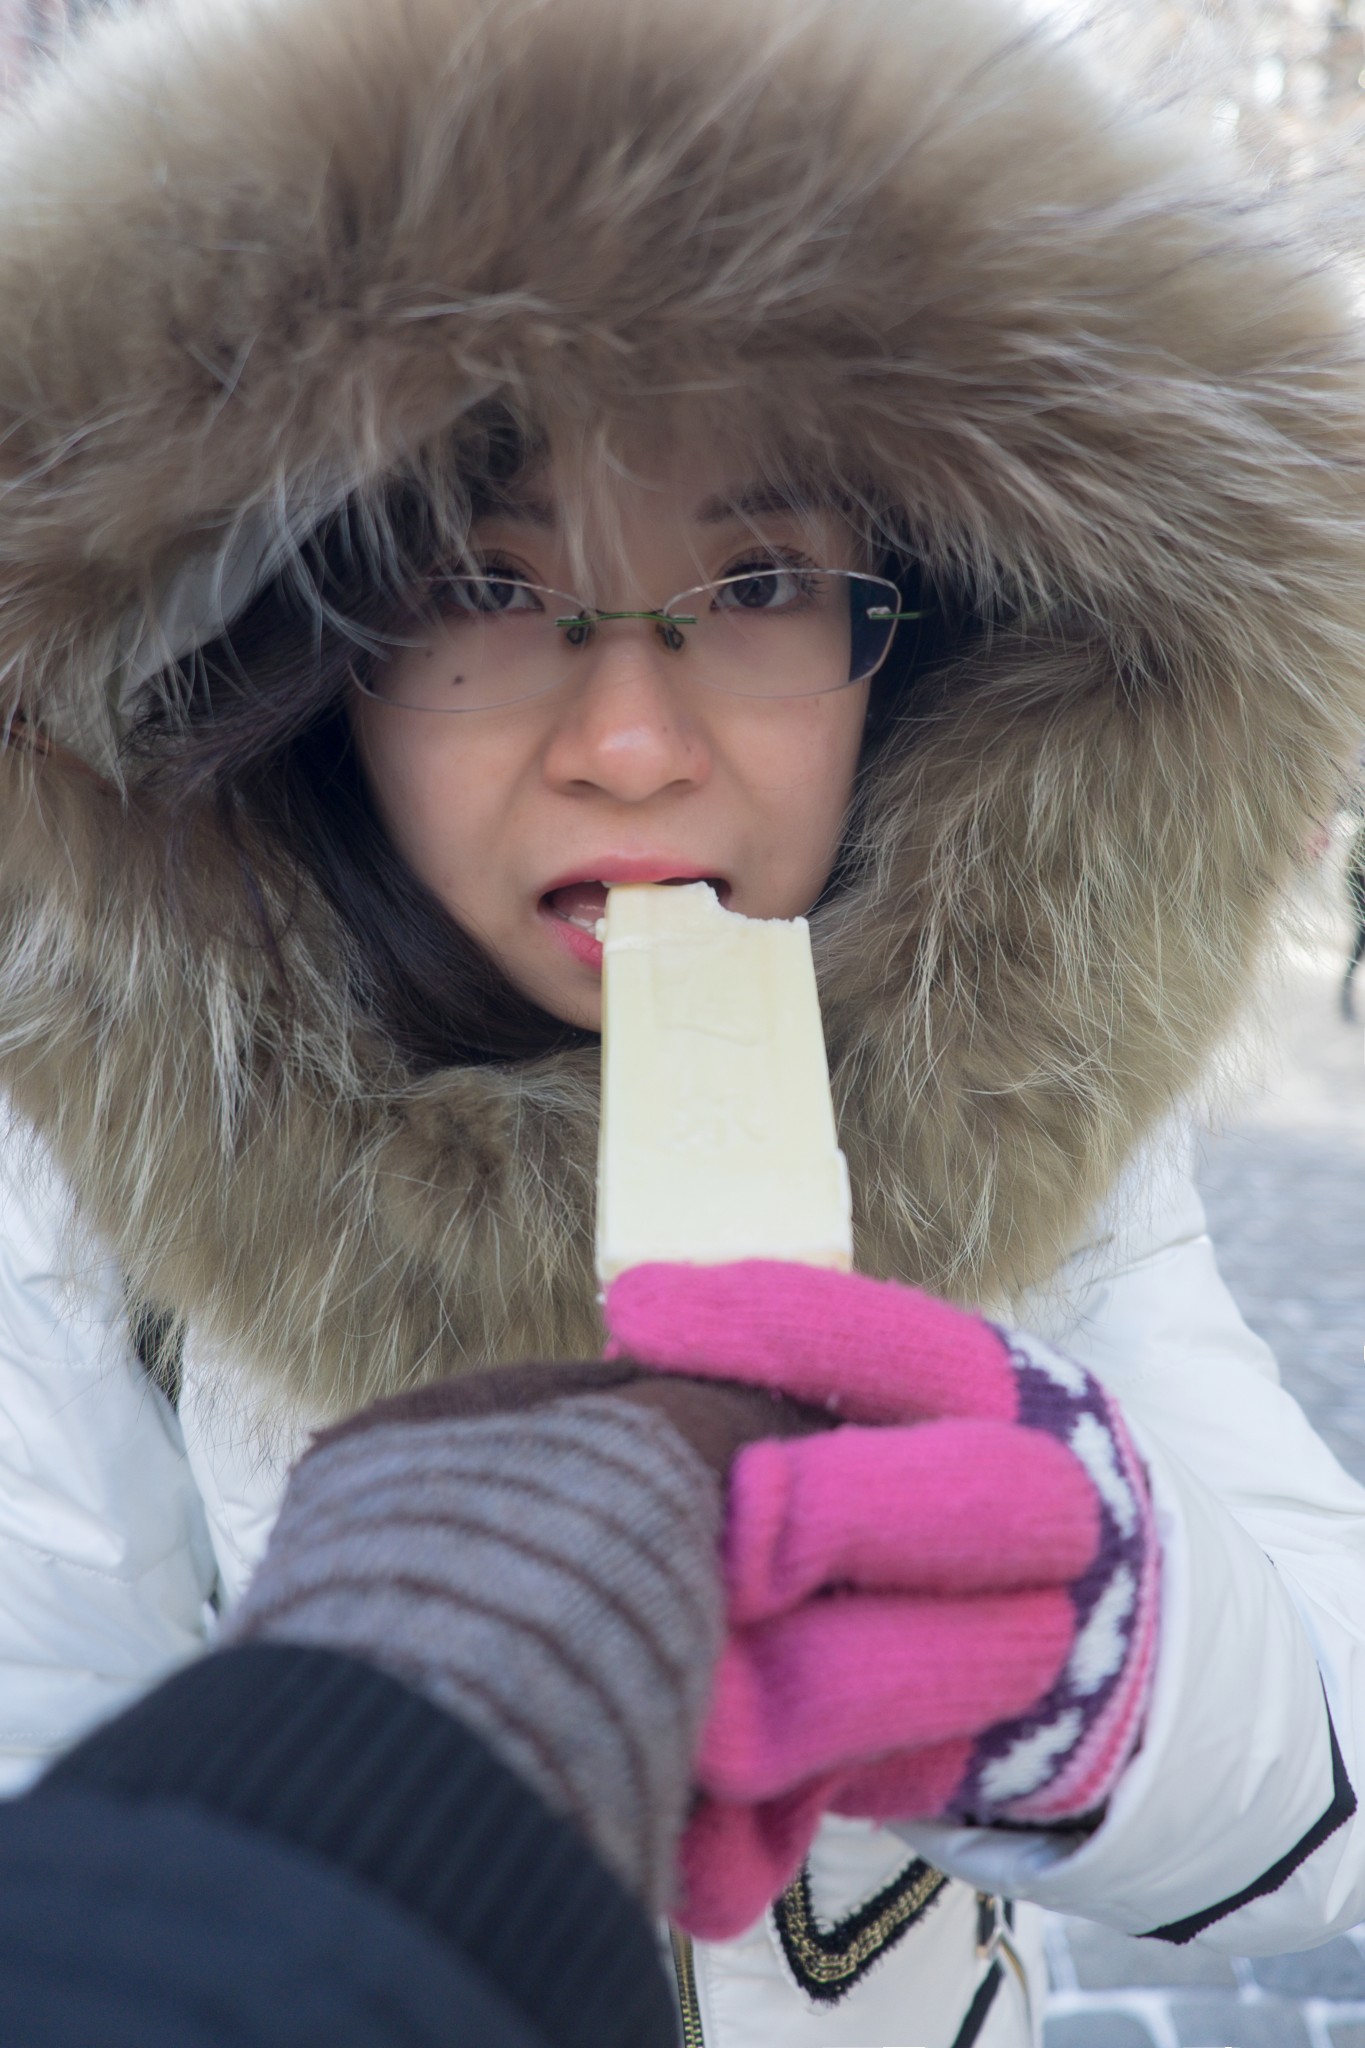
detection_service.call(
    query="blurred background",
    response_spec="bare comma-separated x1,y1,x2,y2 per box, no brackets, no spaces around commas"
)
1,1,1364,2041
1053,0,1365,175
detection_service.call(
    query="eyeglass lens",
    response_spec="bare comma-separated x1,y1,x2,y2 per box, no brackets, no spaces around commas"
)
365,569,905,712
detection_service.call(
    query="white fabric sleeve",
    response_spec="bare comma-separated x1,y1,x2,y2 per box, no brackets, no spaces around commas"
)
0,1119,217,1793
892,1133,1365,1952
178,1334,311,1608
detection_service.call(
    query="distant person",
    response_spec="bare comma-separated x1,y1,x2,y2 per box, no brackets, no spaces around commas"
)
1343,768,1365,1022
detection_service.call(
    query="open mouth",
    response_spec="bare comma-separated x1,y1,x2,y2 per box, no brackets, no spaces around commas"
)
542,876,729,934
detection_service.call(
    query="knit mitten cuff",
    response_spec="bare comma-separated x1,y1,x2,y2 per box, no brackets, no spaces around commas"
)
953,1325,1161,1826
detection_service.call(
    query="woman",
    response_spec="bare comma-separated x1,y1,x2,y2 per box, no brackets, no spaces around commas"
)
2,0,1365,2041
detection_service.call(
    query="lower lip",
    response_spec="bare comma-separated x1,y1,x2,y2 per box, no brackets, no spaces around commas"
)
539,903,604,972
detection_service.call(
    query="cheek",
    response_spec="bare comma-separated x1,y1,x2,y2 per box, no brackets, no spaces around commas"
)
802,708,864,866
728,686,868,906
745,688,866,816
351,707,499,905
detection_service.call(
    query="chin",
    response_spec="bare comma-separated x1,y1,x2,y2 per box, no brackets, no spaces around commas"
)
519,971,602,1036
554,992,604,1035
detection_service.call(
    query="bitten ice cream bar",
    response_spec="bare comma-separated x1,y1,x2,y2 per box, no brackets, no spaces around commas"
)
595,882,853,1283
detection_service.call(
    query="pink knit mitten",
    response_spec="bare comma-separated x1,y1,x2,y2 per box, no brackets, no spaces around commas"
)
604,1262,1160,1939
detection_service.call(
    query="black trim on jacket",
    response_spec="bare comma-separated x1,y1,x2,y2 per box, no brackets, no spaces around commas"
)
948,1960,1002,2048
1145,1702,1356,1945
771,1854,950,2001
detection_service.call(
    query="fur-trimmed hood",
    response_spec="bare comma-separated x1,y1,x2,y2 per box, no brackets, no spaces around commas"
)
0,0,1363,1415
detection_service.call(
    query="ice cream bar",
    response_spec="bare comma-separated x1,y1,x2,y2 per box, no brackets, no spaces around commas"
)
595,882,853,1283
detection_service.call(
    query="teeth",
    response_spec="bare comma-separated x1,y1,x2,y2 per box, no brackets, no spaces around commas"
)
546,878,726,934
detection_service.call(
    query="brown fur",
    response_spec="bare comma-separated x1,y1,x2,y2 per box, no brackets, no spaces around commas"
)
0,0,1363,1414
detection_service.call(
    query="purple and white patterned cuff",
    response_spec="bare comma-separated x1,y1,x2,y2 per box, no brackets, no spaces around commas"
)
949,1327,1161,1827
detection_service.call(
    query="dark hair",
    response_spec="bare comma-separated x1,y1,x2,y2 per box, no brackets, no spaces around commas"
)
132,431,941,1073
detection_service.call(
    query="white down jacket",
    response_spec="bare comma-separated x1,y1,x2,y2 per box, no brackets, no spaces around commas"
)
3,1110,1362,2048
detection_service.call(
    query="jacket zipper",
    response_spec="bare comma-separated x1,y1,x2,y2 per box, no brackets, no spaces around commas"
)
997,1925,1033,2035
670,1926,705,2048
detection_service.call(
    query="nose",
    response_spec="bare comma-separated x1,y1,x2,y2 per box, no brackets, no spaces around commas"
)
540,622,712,803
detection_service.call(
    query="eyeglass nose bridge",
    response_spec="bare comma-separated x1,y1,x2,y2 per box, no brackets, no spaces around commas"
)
548,581,923,687
553,606,700,654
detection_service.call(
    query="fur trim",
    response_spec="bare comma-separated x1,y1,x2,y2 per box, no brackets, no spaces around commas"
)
0,0,1363,1411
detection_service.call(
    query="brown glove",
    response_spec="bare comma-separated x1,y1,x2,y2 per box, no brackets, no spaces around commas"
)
313,1354,829,1474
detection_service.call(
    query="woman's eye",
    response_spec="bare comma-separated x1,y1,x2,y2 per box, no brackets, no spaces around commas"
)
715,558,817,611
438,569,542,617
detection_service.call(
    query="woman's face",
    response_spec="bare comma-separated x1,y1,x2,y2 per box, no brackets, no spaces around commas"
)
351,445,872,1031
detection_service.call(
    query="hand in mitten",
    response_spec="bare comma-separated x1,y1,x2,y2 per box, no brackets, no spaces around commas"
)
224,1357,825,1915
604,1262,1160,1938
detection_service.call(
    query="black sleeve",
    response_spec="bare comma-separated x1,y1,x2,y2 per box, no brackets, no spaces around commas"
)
1,1643,678,2048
